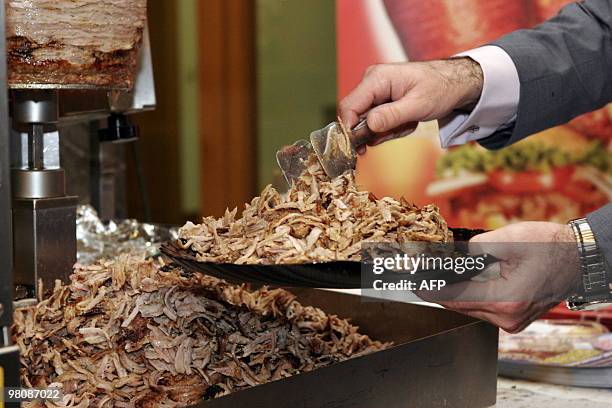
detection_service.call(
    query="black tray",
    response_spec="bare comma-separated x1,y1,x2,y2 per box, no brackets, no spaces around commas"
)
187,289,499,408
161,228,493,289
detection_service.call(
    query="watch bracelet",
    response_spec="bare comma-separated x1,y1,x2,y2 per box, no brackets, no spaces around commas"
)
566,218,611,310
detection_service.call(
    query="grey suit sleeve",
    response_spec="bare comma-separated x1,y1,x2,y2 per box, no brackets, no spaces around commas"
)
474,1,612,267
478,0,612,149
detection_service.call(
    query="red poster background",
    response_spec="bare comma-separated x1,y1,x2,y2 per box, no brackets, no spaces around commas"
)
338,0,611,229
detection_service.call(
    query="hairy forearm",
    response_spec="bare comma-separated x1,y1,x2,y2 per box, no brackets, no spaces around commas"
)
436,57,484,110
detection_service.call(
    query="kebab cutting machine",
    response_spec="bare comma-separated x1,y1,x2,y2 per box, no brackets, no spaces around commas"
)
0,0,155,386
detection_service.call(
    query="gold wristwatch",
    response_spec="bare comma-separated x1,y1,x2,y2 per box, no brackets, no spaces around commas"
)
566,218,612,311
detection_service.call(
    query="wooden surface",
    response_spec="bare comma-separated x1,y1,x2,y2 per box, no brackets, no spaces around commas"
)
198,0,257,217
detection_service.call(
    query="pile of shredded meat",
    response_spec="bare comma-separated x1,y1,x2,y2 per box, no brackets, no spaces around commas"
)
179,155,451,264
13,257,388,407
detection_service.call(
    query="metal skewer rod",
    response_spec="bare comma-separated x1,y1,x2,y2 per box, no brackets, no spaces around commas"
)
28,124,45,170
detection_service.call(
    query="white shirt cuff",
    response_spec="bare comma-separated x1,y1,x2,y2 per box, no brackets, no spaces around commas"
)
439,45,520,148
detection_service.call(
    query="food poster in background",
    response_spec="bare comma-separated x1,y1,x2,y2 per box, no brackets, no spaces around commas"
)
337,0,611,229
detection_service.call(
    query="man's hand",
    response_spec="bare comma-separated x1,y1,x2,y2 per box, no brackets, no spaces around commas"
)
418,222,582,333
339,58,483,150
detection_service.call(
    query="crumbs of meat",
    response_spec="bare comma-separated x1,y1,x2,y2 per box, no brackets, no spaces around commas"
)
179,154,452,264
12,257,389,407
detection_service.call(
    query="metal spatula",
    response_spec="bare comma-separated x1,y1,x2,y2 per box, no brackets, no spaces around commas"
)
276,118,372,185
276,139,314,185
277,118,417,185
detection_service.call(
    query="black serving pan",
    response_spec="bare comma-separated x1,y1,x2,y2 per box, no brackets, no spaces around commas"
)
187,289,499,408
161,228,495,289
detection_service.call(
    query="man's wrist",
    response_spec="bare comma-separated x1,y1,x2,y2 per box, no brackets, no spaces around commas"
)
446,57,484,111
455,57,484,111
549,223,583,300
430,58,483,112
437,46,520,147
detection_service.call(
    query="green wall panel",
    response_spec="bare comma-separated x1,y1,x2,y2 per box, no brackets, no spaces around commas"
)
257,0,337,188
178,0,200,214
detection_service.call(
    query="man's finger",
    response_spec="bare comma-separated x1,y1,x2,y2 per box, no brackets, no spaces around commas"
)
462,310,522,332
338,74,392,128
449,309,498,324
469,230,521,260
366,97,429,133
355,145,367,155
427,303,509,328
434,304,528,333
339,107,360,131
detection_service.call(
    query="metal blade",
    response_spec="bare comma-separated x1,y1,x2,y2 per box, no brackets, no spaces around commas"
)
310,122,357,179
276,139,314,185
